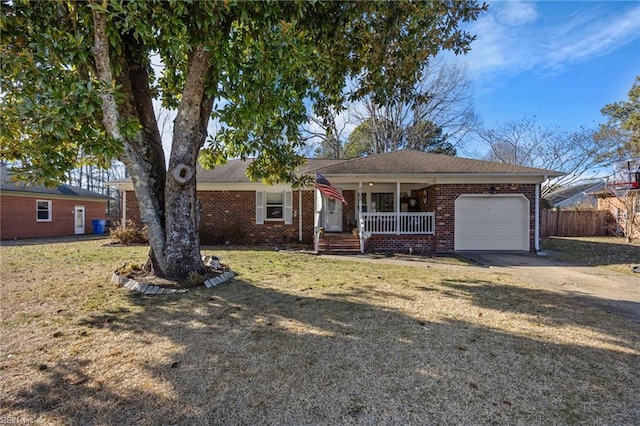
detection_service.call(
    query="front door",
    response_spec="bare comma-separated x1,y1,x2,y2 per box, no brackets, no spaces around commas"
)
323,195,343,232
74,206,85,235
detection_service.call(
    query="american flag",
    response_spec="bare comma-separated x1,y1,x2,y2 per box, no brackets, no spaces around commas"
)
315,173,347,204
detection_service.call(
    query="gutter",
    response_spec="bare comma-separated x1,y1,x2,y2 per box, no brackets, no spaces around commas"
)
535,176,545,253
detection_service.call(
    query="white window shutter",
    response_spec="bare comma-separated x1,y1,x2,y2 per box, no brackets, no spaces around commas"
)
256,191,264,224
284,190,293,224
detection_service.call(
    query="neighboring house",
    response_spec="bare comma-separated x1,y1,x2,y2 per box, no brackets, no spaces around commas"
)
111,151,562,254
594,188,640,239
543,181,606,209
592,158,640,239
0,166,110,240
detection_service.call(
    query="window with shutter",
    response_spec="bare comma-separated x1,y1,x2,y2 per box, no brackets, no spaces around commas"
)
256,191,264,224
284,191,292,224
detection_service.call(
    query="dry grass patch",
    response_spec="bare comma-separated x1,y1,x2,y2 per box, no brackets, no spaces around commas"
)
542,236,640,275
1,240,638,425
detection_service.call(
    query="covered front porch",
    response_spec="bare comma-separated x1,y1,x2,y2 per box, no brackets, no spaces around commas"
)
314,180,436,254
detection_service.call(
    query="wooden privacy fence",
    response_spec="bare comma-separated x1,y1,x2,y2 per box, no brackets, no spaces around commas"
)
541,210,609,237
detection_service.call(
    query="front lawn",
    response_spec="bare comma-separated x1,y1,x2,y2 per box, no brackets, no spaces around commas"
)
542,236,640,275
1,239,638,424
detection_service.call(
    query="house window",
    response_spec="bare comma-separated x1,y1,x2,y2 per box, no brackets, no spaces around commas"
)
36,200,52,222
265,192,283,220
371,193,394,212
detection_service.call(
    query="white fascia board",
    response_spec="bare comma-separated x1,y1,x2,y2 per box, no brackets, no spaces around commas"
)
109,174,547,192
106,181,305,192
434,175,548,184
325,174,436,185
323,173,548,185
0,190,109,202
106,181,133,191
196,182,301,191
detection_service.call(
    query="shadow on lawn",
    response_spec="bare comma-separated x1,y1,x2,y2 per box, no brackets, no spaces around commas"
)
439,278,640,331
542,237,640,267
6,278,640,425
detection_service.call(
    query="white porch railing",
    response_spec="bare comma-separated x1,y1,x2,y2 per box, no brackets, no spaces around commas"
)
359,212,435,235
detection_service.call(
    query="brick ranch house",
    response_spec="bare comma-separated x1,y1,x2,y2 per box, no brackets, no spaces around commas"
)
111,151,562,254
1,166,110,240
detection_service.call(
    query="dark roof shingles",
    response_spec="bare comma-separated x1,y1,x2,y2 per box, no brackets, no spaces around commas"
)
1,168,110,199
112,151,562,185
314,151,562,176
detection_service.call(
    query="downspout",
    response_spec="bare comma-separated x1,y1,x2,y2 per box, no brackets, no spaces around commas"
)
359,182,364,253
298,189,303,242
535,178,543,252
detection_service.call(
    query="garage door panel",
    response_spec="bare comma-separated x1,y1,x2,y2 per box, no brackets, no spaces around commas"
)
455,196,529,251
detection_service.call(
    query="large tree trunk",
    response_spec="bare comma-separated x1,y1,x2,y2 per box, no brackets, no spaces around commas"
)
93,10,211,279
163,45,214,277
93,10,167,274
116,33,169,276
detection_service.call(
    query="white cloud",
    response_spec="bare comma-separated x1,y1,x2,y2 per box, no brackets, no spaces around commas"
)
460,2,640,87
545,5,640,67
495,1,539,26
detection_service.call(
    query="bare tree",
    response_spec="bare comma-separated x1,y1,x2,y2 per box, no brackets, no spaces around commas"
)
411,59,478,145
477,117,617,195
343,58,477,157
302,106,352,159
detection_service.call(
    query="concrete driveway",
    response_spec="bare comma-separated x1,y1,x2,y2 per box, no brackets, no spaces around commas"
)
458,251,640,324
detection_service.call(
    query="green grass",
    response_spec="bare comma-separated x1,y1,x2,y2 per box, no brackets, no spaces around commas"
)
1,239,638,425
542,236,640,275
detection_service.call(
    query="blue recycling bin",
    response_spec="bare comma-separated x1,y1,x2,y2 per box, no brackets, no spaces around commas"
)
92,219,106,235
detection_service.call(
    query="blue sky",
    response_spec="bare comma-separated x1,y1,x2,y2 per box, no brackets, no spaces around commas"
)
458,0,640,133
161,1,640,162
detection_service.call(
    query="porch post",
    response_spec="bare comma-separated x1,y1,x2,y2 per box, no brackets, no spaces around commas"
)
396,181,401,235
121,189,127,227
314,188,319,252
359,182,364,253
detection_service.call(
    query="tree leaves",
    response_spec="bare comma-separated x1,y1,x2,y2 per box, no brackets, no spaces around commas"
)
599,76,640,158
2,0,488,276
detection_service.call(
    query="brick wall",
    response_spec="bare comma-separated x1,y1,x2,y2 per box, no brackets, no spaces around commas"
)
365,234,435,253
1,195,107,240
122,183,538,252
342,190,356,231
124,191,141,227
434,183,537,252
125,189,316,246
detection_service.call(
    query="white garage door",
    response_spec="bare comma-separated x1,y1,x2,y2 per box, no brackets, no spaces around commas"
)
455,196,529,251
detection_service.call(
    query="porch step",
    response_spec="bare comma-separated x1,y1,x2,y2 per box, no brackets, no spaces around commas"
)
318,233,361,254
